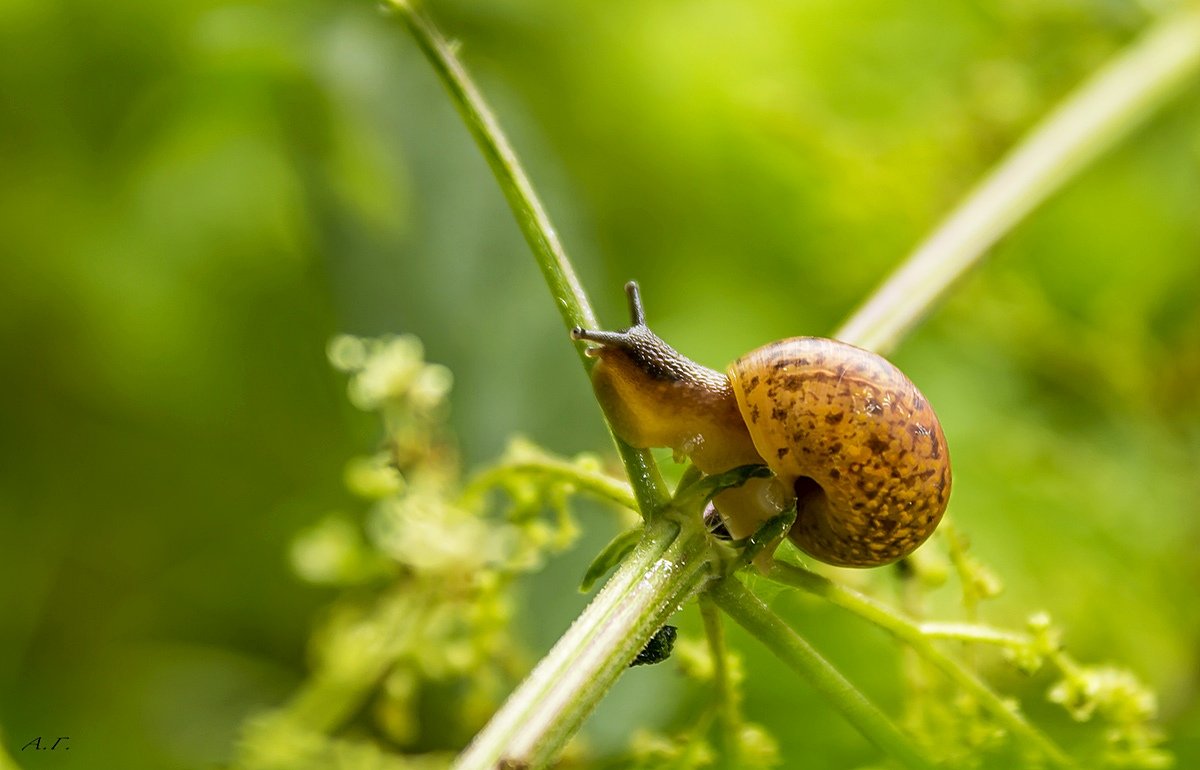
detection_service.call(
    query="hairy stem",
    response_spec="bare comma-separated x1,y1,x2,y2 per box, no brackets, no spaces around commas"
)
836,7,1200,354
454,516,712,769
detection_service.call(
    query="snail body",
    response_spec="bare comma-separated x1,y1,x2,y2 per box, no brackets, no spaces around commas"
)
573,282,951,568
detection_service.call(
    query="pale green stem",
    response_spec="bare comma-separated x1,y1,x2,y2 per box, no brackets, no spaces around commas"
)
391,1,592,334
916,622,1086,681
767,562,1077,769
918,621,1033,649
699,595,739,769
463,458,638,512
836,7,1200,354
454,516,713,769
709,577,941,770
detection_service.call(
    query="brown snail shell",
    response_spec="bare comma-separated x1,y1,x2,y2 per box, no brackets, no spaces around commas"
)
729,337,950,567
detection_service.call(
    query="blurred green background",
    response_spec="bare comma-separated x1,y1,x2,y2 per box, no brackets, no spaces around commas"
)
2,0,1198,767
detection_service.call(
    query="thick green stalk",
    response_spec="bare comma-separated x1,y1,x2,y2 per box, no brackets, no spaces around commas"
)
709,577,941,770
836,7,1200,354
454,516,712,769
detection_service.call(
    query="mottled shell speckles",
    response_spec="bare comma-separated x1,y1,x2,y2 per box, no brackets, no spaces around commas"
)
729,337,951,567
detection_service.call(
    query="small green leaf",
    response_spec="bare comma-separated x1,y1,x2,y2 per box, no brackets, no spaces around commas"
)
579,527,643,592
673,464,772,511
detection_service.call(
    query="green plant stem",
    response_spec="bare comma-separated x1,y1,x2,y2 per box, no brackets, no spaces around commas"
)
608,447,671,518
391,0,670,516
463,458,638,512
766,562,1077,769
709,577,941,770
699,595,739,769
917,621,1032,649
836,6,1200,354
454,516,713,770
392,2,592,335
915,622,1086,682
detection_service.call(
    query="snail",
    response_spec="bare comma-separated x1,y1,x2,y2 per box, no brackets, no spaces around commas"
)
571,282,951,567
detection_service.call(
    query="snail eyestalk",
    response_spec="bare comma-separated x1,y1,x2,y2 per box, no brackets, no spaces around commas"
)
570,327,634,350
570,280,648,348
624,280,646,326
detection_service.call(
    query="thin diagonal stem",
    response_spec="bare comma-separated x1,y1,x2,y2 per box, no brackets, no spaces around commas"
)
836,7,1200,354
391,0,669,514
393,2,593,335
766,562,1077,769
699,595,739,769
710,577,941,770
462,456,638,512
